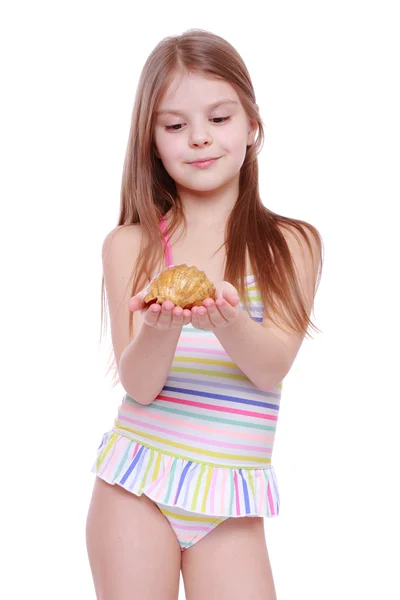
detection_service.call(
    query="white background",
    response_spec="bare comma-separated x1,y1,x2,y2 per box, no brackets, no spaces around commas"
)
1,1,399,598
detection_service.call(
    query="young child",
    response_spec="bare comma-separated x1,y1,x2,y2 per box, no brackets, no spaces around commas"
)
86,29,323,600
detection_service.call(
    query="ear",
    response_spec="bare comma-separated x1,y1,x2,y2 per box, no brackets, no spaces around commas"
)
154,145,161,159
247,117,258,147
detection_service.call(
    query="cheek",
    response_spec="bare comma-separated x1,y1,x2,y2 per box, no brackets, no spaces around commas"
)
224,125,249,149
158,136,186,164
156,139,186,178
220,130,248,164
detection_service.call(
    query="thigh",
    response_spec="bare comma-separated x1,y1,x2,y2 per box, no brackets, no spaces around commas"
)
181,516,277,600
86,476,181,600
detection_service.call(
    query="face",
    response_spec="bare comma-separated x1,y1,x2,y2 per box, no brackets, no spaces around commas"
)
153,71,257,195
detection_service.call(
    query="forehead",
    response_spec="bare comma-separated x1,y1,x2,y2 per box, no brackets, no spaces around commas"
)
158,71,240,113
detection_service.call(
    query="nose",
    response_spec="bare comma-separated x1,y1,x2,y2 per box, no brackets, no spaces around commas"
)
189,123,213,148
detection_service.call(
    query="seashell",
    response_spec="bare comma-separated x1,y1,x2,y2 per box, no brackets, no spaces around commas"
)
143,264,216,309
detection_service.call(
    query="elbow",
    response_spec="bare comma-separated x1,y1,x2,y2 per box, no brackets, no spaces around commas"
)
256,379,280,392
119,371,158,406
121,379,159,405
254,370,287,392
123,388,156,406
256,355,291,391
118,359,158,405
133,396,156,406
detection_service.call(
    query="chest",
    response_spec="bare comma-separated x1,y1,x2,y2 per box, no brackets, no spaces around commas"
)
168,229,253,286
169,234,225,286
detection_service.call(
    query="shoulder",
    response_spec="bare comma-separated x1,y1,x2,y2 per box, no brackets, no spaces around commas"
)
278,221,323,292
101,224,145,367
102,223,143,263
278,220,323,254
101,222,154,275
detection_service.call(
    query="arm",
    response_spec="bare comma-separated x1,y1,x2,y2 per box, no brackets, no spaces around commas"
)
214,310,291,391
101,224,184,405
216,227,322,390
119,324,181,404
192,226,322,391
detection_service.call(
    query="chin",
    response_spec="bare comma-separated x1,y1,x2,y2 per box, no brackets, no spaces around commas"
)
178,179,229,194
176,171,238,193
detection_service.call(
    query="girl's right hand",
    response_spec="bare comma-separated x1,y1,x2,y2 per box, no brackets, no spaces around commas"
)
128,291,192,329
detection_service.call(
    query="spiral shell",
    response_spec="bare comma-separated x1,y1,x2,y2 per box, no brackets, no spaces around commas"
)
143,264,216,309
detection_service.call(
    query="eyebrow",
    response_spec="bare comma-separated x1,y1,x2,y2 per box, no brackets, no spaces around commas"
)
156,99,239,117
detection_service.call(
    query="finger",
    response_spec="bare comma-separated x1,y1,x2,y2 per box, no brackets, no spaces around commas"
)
196,305,214,330
219,287,240,307
156,300,175,329
226,292,240,306
143,302,162,326
215,287,236,303
215,297,239,320
171,305,184,328
191,306,203,330
202,298,227,327
182,308,192,326
129,293,146,312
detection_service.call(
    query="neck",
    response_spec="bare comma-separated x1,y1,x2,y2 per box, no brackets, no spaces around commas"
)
175,176,239,228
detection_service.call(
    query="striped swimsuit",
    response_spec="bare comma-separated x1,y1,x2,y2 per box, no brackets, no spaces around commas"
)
91,217,282,550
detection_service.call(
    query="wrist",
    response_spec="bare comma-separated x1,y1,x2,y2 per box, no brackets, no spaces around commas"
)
141,321,183,338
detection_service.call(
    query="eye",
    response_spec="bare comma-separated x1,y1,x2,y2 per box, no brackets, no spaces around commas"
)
165,124,184,131
165,116,231,132
211,117,230,124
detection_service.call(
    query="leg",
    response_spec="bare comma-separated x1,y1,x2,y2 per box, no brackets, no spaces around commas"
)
181,516,277,600
86,476,181,600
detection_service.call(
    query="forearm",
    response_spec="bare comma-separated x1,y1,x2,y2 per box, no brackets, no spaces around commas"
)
118,324,181,404
214,309,290,391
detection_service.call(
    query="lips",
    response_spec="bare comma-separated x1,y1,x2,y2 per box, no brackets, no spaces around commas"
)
189,157,220,164
188,157,220,169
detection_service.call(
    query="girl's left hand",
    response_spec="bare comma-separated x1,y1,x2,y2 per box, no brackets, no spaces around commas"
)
191,281,241,330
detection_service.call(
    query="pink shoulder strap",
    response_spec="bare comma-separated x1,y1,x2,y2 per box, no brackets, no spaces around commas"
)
160,215,173,267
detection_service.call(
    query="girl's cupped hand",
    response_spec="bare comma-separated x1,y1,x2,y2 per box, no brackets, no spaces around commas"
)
128,291,192,329
128,281,240,331
191,281,240,331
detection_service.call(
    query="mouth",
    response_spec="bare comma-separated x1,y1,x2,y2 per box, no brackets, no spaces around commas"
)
188,157,221,168
189,156,219,163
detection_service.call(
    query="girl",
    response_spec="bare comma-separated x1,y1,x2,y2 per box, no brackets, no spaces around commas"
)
86,29,323,600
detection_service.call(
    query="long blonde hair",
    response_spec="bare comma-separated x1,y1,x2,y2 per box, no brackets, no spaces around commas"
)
100,29,324,387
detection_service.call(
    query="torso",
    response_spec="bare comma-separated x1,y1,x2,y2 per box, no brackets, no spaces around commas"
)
113,219,279,478
96,220,281,523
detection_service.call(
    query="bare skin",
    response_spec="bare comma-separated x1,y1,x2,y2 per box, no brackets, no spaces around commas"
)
86,477,181,600
181,516,277,600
